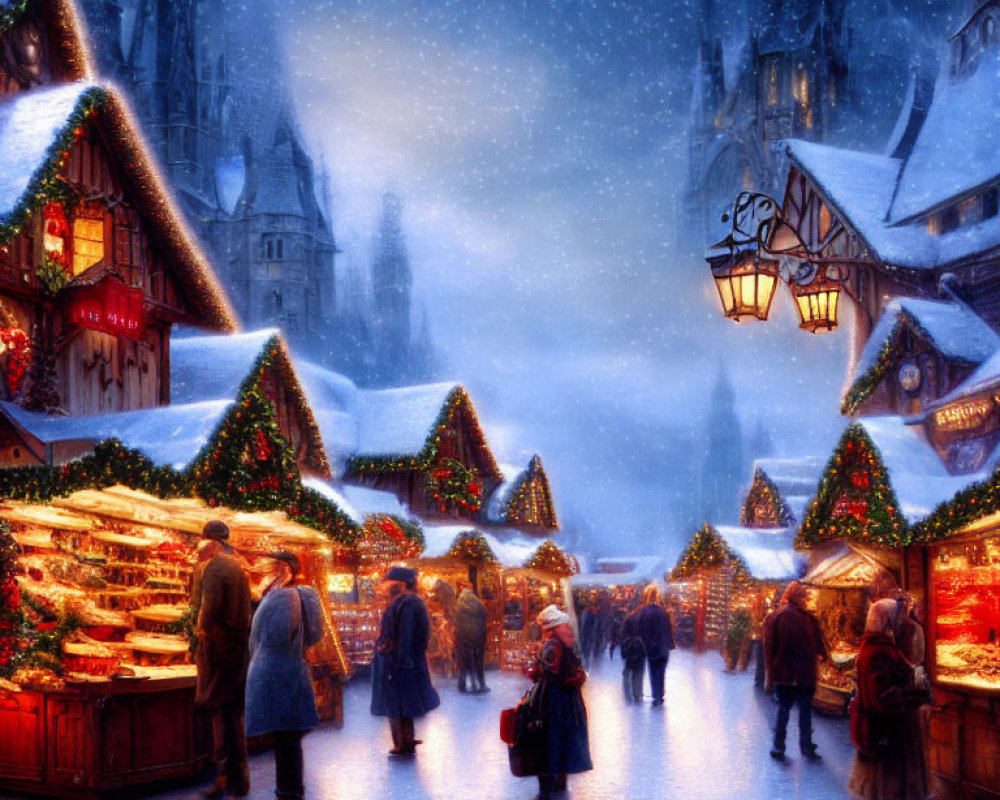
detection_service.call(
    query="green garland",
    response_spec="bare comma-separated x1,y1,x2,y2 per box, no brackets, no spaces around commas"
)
446,530,497,563
347,386,500,480
0,87,108,244
524,539,577,576
740,467,793,527
796,424,906,548
841,320,900,415
0,1,28,35
391,515,425,548
910,466,1000,543
671,523,752,584
426,457,482,513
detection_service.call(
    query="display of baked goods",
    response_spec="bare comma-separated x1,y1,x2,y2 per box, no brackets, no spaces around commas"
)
936,643,1000,689
130,604,188,625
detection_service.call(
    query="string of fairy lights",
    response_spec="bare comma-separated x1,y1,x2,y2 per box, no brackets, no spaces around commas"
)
523,539,577,576
797,424,905,548
739,467,793,528
671,523,753,586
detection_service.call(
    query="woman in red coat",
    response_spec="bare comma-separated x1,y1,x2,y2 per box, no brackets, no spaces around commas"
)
848,597,928,800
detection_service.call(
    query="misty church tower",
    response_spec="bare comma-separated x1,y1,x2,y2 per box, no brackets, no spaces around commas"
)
699,366,745,523
371,192,412,383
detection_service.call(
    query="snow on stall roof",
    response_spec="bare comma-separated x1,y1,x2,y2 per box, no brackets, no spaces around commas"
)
892,48,1000,222
858,417,988,522
294,360,360,469
485,463,526,524
572,556,665,587
0,399,231,469
170,329,278,403
301,478,409,524
0,83,95,220
852,298,998,383
418,524,538,568
715,526,801,581
355,382,459,457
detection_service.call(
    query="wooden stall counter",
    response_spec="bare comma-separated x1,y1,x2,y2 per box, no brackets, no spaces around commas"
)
0,673,209,800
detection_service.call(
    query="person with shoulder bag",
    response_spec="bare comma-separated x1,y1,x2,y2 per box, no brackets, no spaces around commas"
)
245,551,324,800
508,605,592,800
848,598,929,800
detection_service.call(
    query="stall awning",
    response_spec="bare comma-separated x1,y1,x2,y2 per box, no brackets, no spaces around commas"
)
801,541,896,589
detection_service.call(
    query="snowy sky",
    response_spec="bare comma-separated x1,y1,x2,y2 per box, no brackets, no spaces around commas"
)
278,0,939,558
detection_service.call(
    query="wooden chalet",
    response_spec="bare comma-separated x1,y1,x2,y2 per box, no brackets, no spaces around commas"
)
485,454,558,533
344,383,504,520
740,457,822,528
0,0,235,470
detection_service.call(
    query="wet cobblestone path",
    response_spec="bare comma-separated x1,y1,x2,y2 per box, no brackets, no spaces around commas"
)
2,649,855,799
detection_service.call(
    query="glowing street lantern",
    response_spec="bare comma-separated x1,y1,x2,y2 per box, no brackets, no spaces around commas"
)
711,250,779,322
792,283,841,333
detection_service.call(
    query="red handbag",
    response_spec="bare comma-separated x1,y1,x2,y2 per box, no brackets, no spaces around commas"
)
500,707,517,745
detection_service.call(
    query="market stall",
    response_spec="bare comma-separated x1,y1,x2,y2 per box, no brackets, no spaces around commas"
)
499,540,577,671
903,510,1000,798
0,486,351,799
798,539,899,712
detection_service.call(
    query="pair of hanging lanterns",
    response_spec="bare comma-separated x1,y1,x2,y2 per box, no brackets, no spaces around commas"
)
709,191,844,333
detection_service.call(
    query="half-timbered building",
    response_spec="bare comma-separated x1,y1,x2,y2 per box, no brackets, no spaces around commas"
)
0,0,235,468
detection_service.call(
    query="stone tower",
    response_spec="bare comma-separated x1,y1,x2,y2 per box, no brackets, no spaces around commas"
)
371,192,412,383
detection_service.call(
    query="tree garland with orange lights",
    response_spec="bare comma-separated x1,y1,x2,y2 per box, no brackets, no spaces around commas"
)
740,467,793,527
346,386,502,481
446,530,497,563
796,424,905,548
671,523,752,585
524,539,577,576
910,467,1000,543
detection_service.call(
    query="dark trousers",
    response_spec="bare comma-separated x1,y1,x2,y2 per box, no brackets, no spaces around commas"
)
389,716,416,753
209,704,249,794
273,730,305,800
623,658,644,701
473,644,487,690
538,773,566,796
647,656,668,704
457,644,474,690
773,685,816,753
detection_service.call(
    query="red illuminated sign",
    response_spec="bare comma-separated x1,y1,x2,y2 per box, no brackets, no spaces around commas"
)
65,276,144,340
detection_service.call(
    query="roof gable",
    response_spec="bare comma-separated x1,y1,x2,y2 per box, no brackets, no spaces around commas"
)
486,455,558,529
843,298,1000,414
0,0,92,91
170,330,329,477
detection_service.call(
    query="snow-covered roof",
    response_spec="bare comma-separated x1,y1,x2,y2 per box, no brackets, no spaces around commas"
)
295,360,360,475
802,541,893,588
932,345,1000,408
0,83,94,221
0,399,231,470
418,524,539,568
853,298,999,383
858,416,989,522
782,139,929,266
302,477,409,525
572,556,665,587
891,48,1000,223
171,329,279,403
355,382,458,457
715,525,802,581
485,463,523,524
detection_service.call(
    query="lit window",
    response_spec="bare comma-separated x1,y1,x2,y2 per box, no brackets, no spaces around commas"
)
72,217,104,274
958,195,981,226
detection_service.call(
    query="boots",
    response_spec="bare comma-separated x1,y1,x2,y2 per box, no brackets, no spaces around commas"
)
203,763,227,799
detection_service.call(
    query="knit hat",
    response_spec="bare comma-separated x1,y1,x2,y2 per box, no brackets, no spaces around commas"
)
202,519,230,542
268,550,301,576
384,565,417,585
536,604,570,629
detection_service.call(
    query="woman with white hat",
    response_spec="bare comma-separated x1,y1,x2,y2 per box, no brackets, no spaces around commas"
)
522,604,593,799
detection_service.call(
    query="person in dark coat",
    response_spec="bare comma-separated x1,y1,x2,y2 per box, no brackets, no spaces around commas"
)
619,605,646,701
193,520,252,798
454,585,489,693
579,597,601,666
370,566,440,756
847,598,928,800
245,552,323,800
524,605,593,800
762,580,829,761
629,584,675,707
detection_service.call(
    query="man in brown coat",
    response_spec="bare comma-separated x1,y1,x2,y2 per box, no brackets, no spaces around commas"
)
762,581,829,762
193,520,252,798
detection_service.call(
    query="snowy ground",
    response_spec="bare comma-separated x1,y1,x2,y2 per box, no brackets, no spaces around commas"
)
1,649,855,800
